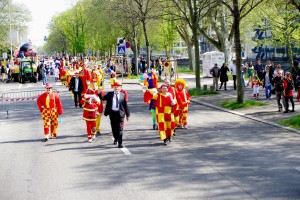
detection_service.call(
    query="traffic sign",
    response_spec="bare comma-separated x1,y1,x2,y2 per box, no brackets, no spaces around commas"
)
117,46,126,55
125,41,131,48
117,37,125,46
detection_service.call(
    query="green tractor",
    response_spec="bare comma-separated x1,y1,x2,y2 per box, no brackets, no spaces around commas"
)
18,59,37,83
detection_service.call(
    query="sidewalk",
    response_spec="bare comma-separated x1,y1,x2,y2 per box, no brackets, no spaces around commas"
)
178,73,300,134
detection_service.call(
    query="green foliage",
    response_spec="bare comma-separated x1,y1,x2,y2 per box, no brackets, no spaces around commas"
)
188,88,219,96
177,67,194,74
220,100,267,110
278,115,300,129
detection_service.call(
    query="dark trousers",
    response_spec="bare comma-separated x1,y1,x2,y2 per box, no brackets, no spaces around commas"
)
285,96,295,111
109,111,124,144
73,91,82,107
233,75,236,90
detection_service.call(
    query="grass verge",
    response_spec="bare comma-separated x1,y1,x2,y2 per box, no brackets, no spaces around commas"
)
220,100,267,110
278,115,300,130
188,88,219,96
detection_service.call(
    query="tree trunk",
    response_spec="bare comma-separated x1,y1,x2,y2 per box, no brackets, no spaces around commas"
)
192,23,201,89
187,45,195,71
233,0,244,103
142,20,150,72
286,36,294,73
133,25,139,75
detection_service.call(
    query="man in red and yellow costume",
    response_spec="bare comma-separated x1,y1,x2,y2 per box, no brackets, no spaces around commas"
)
174,78,191,129
37,84,63,142
144,83,176,145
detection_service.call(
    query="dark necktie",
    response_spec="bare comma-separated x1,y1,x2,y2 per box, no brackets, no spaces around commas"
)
115,93,119,108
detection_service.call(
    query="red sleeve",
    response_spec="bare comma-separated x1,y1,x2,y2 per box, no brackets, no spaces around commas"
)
144,90,153,103
55,94,64,115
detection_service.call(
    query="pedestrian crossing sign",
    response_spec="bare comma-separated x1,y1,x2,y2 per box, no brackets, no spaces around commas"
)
117,46,126,55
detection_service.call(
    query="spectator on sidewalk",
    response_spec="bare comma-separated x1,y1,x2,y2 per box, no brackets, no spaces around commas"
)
283,72,295,113
219,63,229,90
210,63,221,91
296,63,300,102
262,66,273,100
252,76,261,100
273,64,284,77
273,71,285,112
247,61,254,87
254,58,265,81
229,61,237,90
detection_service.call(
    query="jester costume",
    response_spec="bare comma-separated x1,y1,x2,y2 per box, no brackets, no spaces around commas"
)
144,86,176,143
175,79,191,128
36,85,63,140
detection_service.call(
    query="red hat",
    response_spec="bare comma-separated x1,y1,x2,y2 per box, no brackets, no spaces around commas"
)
111,81,122,87
45,83,53,88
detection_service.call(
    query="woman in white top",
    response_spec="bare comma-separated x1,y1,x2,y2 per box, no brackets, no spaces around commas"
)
273,64,284,78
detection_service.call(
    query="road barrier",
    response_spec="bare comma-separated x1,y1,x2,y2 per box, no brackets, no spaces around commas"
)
0,89,58,118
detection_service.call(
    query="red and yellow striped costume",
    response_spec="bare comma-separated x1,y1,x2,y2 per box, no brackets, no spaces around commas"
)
37,92,63,138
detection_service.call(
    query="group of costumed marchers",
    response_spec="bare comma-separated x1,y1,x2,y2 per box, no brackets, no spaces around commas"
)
142,69,191,145
62,62,106,141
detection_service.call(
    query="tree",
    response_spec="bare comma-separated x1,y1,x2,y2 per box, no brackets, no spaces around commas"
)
290,0,300,12
219,0,265,103
170,0,216,90
257,0,300,79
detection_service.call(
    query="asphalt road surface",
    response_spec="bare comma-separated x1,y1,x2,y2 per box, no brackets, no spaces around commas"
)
0,77,300,200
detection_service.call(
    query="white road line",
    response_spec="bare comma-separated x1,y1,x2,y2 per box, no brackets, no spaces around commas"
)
18,84,22,89
296,167,300,172
112,138,132,155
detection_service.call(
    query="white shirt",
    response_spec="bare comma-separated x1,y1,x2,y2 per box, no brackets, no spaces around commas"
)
74,78,79,92
54,68,59,78
112,92,120,111
229,63,237,75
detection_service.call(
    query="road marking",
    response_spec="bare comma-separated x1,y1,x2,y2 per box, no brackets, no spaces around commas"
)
296,167,300,172
112,138,132,155
55,82,62,86
18,84,22,89
27,84,33,88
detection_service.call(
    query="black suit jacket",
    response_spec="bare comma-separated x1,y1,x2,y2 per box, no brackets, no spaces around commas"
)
69,77,84,93
99,91,130,118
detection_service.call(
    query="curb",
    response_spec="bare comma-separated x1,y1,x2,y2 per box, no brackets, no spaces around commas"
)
192,99,300,134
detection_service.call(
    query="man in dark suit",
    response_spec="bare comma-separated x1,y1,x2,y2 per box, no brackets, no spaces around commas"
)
99,81,130,148
69,72,84,108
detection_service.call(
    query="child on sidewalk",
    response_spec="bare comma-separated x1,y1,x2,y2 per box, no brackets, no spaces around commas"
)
252,76,261,100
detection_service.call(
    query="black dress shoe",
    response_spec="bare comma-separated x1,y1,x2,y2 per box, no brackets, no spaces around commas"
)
283,110,288,113
43,138,49,142
113,140,117,145
118,144,124,148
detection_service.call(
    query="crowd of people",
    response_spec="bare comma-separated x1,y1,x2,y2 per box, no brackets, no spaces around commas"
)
210,59,300,113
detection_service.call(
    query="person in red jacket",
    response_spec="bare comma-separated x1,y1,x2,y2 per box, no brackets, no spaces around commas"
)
283,72,295,113
82,95,99,142
175,79,191,129
36,83,63,141
85,81,104,136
